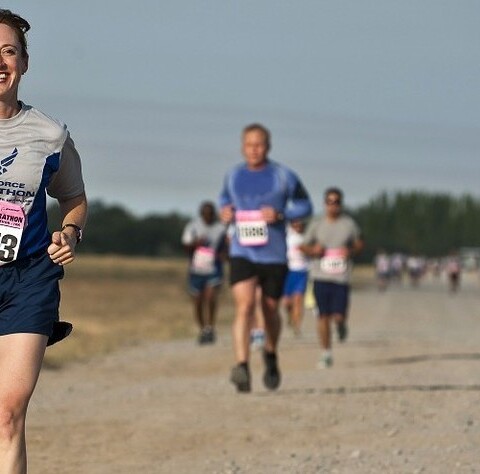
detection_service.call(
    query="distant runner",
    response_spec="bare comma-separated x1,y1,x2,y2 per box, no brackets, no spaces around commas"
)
445,250,461,293
219,123,312,392
374,248,391,291
301,187,363,369
181,201,227,344
282,219,310,335
406,254,425,287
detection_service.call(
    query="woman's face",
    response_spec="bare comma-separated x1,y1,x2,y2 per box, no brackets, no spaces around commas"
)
0,23,28,106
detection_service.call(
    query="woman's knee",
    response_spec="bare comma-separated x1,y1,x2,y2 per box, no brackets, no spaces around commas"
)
0,400,26,443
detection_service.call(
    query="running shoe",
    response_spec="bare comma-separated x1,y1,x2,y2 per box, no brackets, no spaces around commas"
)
250,328,265,351
230,364,251,393
337,322,348,342
262,350,281,390
204,326,216,344
317,352,333,369
198,326,215,345
47,321,73,347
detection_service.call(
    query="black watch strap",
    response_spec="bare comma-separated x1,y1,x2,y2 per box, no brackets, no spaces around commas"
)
62,224,83,243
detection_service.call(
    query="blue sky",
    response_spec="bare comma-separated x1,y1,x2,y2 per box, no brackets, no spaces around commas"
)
12,1,480,216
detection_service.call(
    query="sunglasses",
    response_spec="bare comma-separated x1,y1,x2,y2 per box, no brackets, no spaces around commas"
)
325,199,341,205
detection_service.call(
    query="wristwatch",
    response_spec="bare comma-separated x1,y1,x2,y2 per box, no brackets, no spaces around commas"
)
62,223,83,243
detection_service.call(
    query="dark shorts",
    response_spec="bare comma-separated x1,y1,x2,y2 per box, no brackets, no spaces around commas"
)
0,251,64,336
283,270,308,297
313,280,350,317
188,267,223,296
229,257,288,300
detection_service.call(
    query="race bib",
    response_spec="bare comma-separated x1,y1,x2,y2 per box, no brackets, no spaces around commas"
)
320,248,347,275
0,202,25,265
191,246,215,274
235,210,268,246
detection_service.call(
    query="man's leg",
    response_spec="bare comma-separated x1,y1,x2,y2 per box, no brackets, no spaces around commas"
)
189,274,206,341
250,286,265,350
291,292,304,335
202,285,220,343
317,315,331,351
332,284,350,342
261,294,282,390
192,293,205,329
333,312,348,342
316,315,333,368
281,295,293,326
261,295,281,353
231,277,257,363
230,277,257,392
204,285,219,329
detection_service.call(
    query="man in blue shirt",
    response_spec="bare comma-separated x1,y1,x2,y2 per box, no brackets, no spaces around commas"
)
219,123,312,392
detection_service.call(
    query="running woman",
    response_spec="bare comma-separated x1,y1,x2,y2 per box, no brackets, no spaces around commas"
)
0,10,87,472
219,123,312,392
301,187,363,369
181,201,227,344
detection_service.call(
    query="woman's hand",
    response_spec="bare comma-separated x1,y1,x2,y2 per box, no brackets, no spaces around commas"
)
47,230,77,266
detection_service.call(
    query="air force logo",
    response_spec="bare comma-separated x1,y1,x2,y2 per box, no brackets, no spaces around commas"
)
0,148,18,176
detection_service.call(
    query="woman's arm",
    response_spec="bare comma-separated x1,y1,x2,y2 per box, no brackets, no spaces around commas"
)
48,192,87,266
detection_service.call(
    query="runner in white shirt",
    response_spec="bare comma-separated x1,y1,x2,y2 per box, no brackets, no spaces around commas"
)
181,201,227,344
282,219,309,335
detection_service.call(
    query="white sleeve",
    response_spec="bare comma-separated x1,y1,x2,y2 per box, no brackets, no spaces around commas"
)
181,221,196,245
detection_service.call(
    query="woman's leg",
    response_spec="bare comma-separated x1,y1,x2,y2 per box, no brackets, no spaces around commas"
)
0,333,47,474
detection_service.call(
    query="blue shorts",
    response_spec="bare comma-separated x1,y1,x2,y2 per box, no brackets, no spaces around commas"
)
313,280,350,317
0,251,64,336
188,267,223,296
283,270,308,297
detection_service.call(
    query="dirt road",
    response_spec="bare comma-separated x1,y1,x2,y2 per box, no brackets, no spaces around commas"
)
29,273,480,473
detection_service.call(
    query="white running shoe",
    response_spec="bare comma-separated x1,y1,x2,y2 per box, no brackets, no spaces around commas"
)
250,328,265,351
317,352,333,369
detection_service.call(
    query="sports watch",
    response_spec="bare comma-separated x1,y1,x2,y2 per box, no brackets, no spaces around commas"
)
61,223,83,243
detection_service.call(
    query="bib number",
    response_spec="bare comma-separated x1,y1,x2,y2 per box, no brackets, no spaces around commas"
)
320,249,347,275
0,202,25,265
191,246,215,274
236,210,268,246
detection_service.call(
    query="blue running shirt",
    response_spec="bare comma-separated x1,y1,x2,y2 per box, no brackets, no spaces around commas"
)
219,160,312,263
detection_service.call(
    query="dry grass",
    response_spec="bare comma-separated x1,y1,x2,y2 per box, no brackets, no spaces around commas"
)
45,255,234,367
45,254,372,367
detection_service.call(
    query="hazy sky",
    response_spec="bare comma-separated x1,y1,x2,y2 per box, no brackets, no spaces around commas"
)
12,1,480,216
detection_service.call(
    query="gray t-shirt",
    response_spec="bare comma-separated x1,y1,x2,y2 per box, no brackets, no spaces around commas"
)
304,214,361,283
0,103,84,258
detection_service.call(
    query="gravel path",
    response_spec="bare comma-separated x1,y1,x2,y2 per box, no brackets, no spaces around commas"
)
29,273,480,473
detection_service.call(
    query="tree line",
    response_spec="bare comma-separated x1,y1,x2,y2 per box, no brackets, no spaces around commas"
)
47,191,480,262
350,191,480,261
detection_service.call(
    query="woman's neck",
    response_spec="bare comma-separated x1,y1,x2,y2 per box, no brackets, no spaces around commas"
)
0,100,21,119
